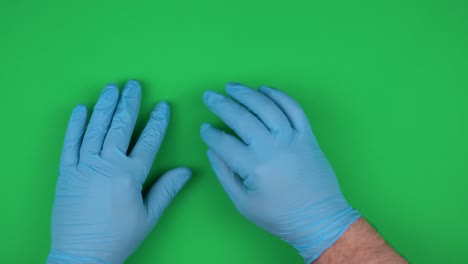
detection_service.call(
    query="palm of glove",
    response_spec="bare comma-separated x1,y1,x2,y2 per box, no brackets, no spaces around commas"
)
238,134,341,235
51,156,149,263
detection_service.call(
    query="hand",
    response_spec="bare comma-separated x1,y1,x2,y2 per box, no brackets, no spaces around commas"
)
48,80,191,264
200,82,360,263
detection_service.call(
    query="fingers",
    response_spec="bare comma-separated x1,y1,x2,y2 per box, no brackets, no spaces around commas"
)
207,149,246,202
203,91,268,144
60,105,88,168
101,80,141,157
144,167,192,227
200,123,252,177
226,82,292,136
80,84,119,156
259,86,312,133
129,101,170,175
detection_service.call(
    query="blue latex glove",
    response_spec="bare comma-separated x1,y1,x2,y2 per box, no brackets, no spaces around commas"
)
200,82,360,263
48,80,191,264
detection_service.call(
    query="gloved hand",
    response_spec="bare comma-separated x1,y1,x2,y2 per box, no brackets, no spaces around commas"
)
48,80,191,264
200,82,360,263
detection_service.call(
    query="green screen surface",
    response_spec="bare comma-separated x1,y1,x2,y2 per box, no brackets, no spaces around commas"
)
1,0,467,263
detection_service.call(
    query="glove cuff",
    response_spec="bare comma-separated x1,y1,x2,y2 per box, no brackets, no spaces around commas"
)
303,211,360,263
47,250,111,264
283,195,360,263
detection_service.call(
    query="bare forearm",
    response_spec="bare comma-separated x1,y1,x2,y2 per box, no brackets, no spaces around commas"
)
315,217,407,264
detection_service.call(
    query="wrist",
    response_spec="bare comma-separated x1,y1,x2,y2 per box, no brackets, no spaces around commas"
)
315,218,407,264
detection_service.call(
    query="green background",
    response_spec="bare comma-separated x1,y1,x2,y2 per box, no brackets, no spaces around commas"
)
1,0,467,263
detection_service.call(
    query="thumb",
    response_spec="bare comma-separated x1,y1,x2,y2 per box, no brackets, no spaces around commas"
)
144,167,192,227
207,149,246,202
